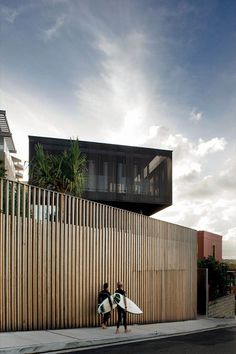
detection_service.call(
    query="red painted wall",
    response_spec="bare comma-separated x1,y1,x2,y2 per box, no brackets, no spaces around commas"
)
197,231,222,261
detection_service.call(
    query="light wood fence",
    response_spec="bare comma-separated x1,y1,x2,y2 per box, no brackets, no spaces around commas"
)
0,178,197,332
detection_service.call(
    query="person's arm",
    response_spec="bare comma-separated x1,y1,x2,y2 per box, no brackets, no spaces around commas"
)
124,290,127,310
108,293,113,309
98,292,102,305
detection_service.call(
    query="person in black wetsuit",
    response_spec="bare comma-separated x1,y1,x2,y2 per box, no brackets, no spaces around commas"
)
115,281,130,333
98,282,113,329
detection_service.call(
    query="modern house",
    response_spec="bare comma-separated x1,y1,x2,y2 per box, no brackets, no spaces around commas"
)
197,230,222,261
0,110,23,181
29,136,172,216
0,133,198,333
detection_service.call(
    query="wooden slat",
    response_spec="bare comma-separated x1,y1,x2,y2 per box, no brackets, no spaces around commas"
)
60,193,65,328
67,196,71,328
51,192,56,329
5,180,11,330
0,179,5,330
46,191,52,329
22,183,28,330
75,198,81,326
71,196,76,328
11,182,16,331
42,189,47,329
55,192,60,328
27,185,33,330
81,199,86,327
37,188,42,329
31,188,37,329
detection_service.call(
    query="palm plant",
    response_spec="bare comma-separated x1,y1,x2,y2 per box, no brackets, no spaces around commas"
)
29,139,87,197
60,140,87,196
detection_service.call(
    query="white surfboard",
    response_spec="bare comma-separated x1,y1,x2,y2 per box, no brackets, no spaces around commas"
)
113,292,143,314
97,295,117,314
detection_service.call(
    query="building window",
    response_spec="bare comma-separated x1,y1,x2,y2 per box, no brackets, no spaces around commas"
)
117,161,126,193
212,244,216,259
88,160,96,191
134,164,141,194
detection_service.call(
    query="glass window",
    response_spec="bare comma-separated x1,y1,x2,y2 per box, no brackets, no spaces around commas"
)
97,160,108,192
117,160,126,193
133,164,141,194
87,160,96,191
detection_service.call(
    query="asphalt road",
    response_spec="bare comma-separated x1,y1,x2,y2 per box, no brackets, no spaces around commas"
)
66,326,236,354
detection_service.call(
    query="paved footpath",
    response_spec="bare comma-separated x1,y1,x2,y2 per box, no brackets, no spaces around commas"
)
0,317,236,354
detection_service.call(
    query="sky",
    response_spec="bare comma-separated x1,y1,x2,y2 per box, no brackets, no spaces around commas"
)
0,0,236,258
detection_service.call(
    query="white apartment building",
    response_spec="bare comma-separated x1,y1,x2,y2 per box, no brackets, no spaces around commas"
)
0,110,23,181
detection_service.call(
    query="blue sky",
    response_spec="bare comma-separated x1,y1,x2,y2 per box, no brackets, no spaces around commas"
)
1,0,236,258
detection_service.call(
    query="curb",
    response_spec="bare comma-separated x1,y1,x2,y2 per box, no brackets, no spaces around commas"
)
1,323,236,354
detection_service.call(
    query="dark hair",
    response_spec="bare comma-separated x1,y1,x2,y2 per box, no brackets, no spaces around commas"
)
103,282,108,290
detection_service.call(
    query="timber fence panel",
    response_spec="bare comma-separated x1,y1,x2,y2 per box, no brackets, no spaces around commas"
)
0,179,4,331
27,185,32,330
51,192,56,329
0,178,197,331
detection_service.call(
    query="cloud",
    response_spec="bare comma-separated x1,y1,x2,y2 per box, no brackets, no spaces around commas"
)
43,15,66,41
0,87,73,177
143,126,227,180
224,227,236,242
76,30,166,145
0,5,20,23
150,126,235,258
222,227,236,259
156,198,236,257
196,137,227,156
190,108,203,122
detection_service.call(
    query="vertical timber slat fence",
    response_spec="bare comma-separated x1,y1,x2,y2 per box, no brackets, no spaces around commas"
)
0,178,197,332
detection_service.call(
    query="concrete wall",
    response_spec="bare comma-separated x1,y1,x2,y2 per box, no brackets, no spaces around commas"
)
208,294,235,318
0,138,15,181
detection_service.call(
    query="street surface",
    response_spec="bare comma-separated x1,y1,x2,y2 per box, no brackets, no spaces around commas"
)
62,326,236,354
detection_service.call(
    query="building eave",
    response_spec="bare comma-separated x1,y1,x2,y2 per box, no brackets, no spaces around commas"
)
0,111,17,153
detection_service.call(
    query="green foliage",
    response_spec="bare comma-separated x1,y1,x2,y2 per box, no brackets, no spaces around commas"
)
198,256,230,300
0,180,27,217
223,259,236,270
29,139,87,197
59,139,87,196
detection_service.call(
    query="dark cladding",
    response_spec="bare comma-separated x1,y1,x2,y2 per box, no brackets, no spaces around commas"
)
29,136,172,216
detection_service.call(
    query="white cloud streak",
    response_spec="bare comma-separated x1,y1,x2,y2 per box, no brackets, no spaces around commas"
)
190,108,203,122
196,137,227,156
43,15,66,41
0,87,73,179
152,128,235,257
0,5,20,23
76,30,167,145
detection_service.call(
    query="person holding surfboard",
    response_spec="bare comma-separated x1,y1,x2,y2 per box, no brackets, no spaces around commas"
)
98,283,113,329
115,281,130,334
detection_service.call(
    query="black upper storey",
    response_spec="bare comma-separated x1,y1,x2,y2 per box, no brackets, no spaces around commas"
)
29,136,172,216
